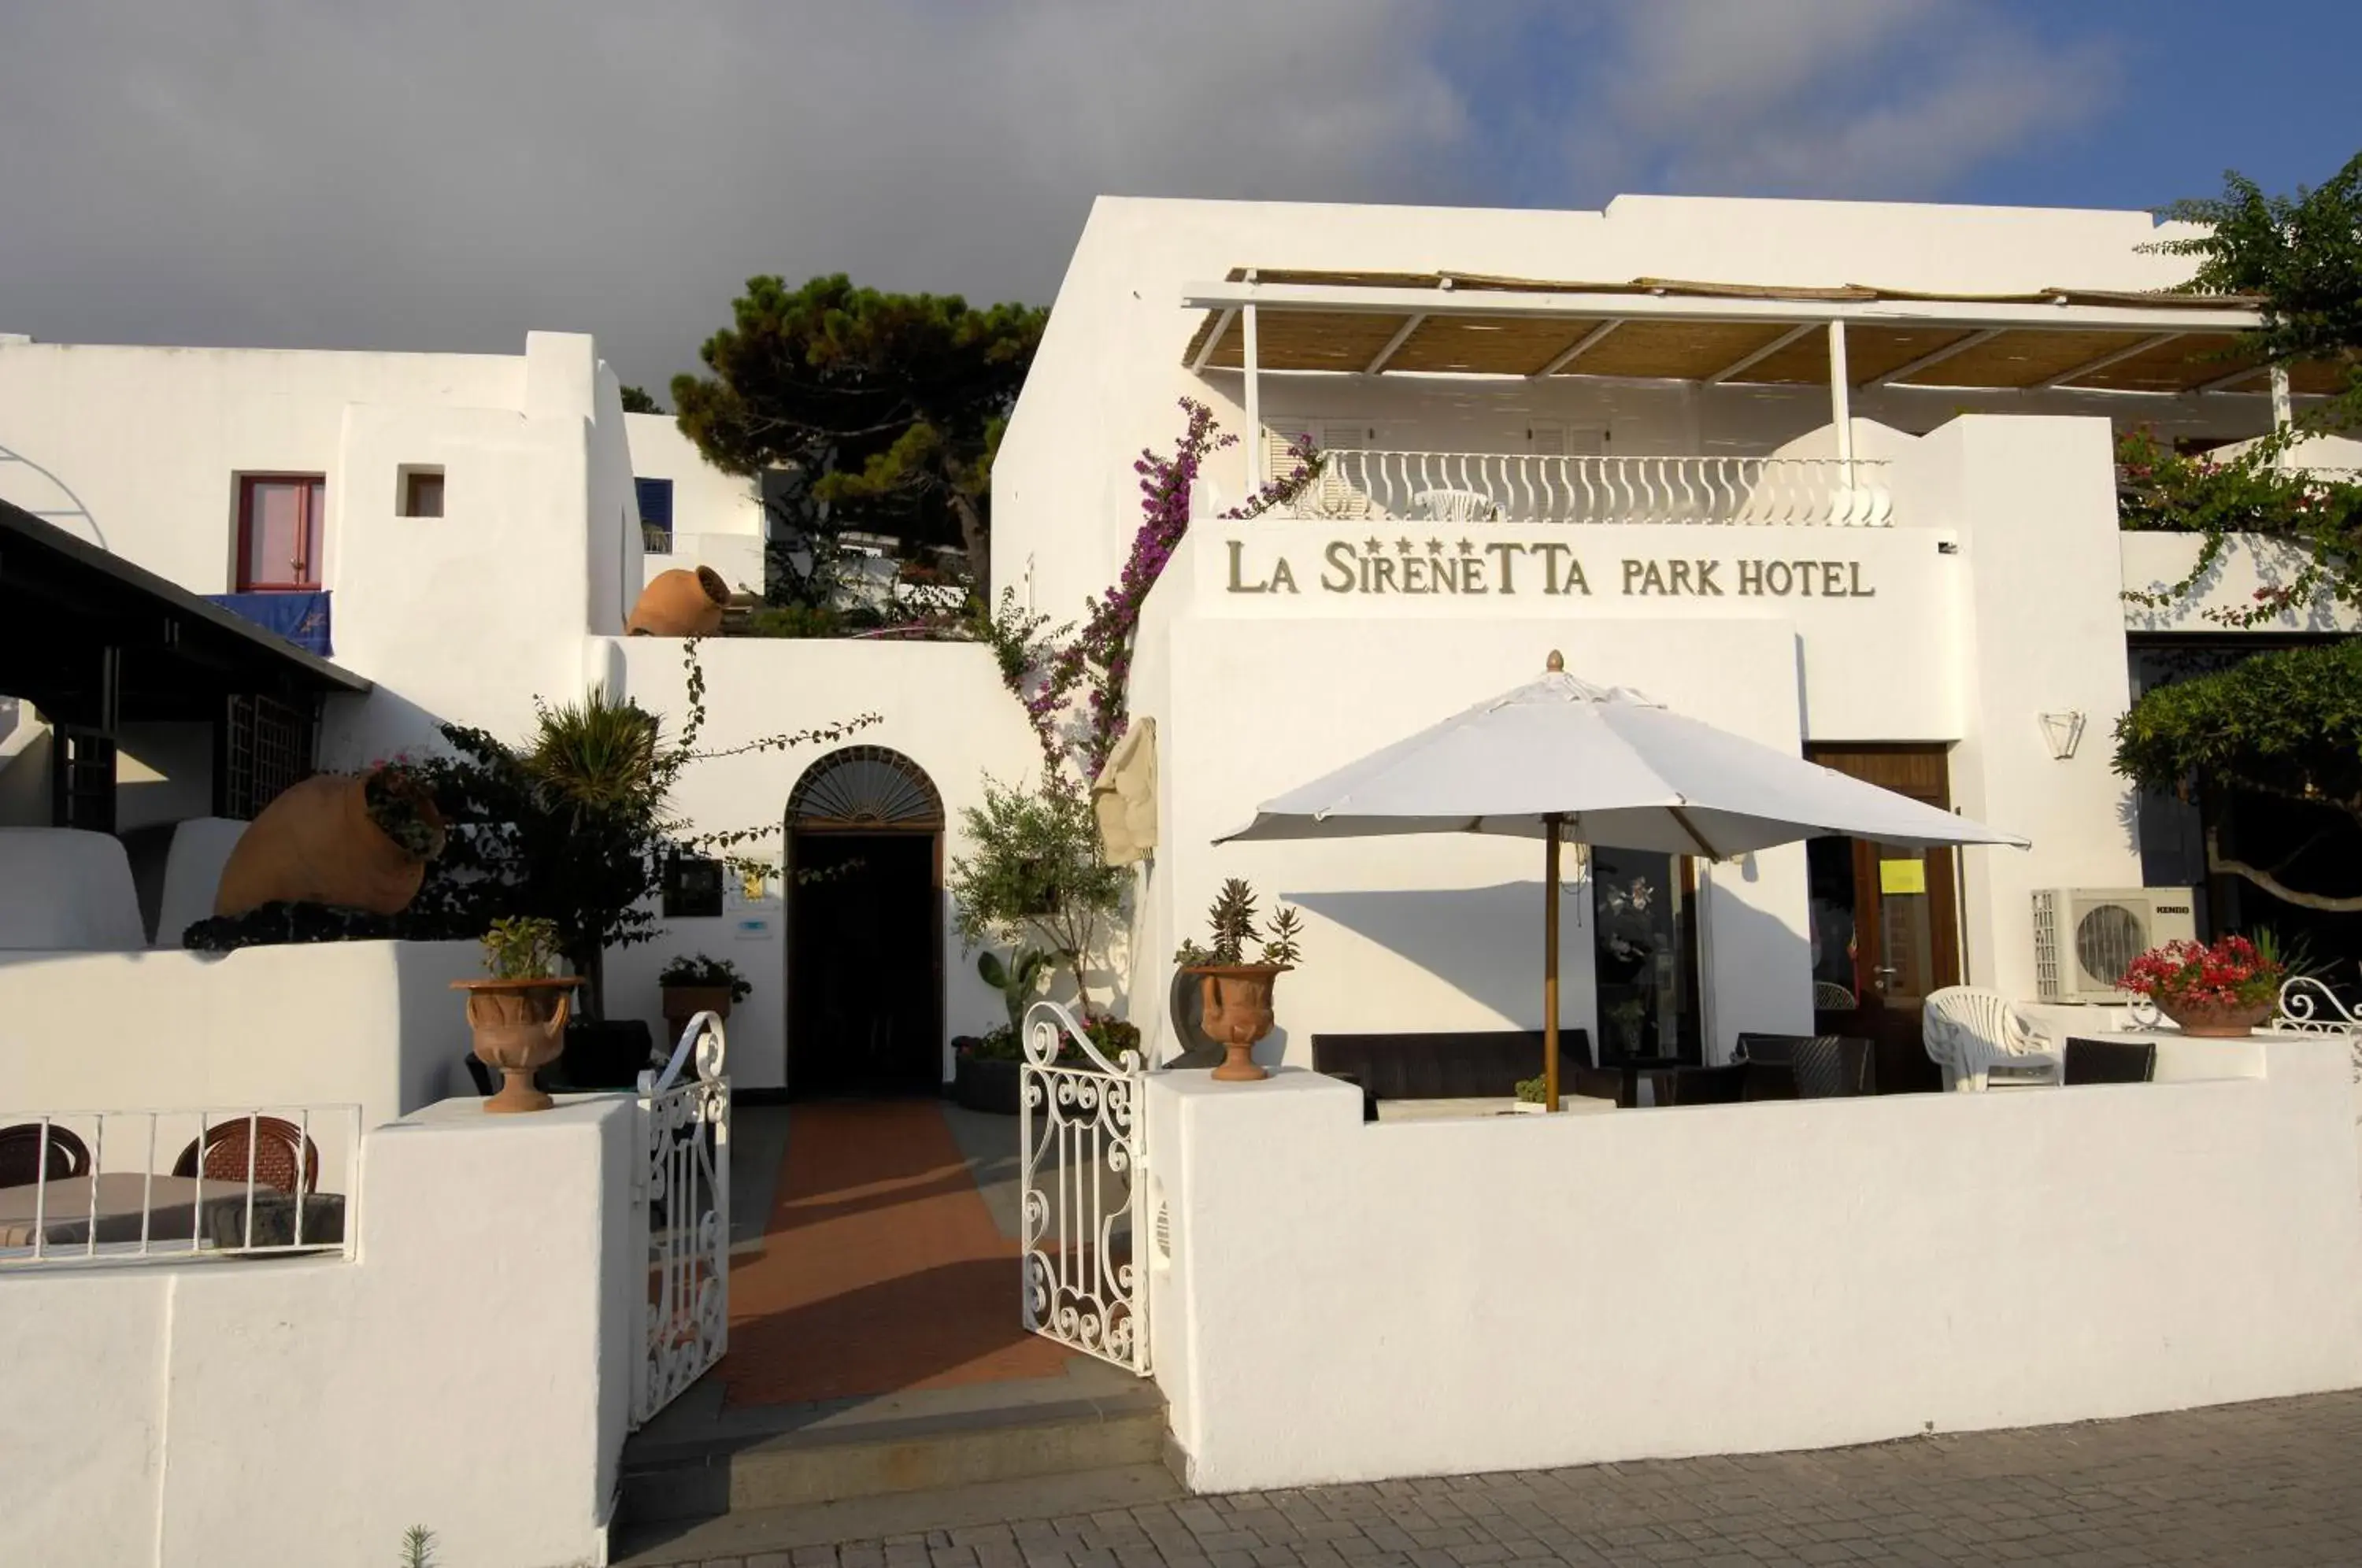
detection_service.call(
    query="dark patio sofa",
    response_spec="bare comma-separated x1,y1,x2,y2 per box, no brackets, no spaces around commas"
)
1311,1030,1592,1122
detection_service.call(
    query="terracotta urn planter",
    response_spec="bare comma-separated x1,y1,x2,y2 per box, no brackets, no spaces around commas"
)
627,565,731,637
1185,963,1290,1082
454,977,582,1113
2157,996,2273,1038
214,769,446,918
660,984,735,1046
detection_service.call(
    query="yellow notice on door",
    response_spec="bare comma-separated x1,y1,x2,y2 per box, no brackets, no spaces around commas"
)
1879,859,1927,895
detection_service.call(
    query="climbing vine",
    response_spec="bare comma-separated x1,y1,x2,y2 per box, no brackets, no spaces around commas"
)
2118,428,2362,627
986,399,1320,782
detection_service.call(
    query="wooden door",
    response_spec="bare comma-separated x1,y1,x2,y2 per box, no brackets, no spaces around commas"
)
1805,746,1962,1093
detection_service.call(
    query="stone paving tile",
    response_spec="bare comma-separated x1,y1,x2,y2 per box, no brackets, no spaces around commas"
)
643,1391,2362,1567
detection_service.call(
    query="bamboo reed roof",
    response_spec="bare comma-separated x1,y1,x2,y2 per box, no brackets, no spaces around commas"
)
1182,269,2343,395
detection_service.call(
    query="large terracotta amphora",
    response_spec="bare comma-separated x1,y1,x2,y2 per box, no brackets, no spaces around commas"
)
455,978,581,1113
626,565,731,637
213,769,445,918
1187,963,1290,1082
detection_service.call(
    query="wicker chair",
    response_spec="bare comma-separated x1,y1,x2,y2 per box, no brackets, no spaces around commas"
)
1734,1034,1874,1098
172,1117,320,1196
0,1123,92,1189
1812,980,1858,1011
1922,987,2059,1091
2064,1037,2157,1085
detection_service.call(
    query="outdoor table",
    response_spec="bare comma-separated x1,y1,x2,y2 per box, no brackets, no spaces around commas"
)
0,1174,343,1249
0,1173,212,1247
1601,1059,1720,1108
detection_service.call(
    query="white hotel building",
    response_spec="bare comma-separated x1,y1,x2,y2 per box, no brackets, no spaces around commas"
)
1,193,2354,1093
5,194,2362,1562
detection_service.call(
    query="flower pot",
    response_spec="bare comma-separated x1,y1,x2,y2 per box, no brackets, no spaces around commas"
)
627,565,731,637
563,1018,657,1090
2157,996,2272,1038
454,978,581,1113
953,1054,1023,1115
1185,963,1290,1082
661,985,735,1048
214,769,446,918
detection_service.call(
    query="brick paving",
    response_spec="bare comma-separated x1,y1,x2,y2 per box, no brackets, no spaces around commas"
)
644,1389,2362,1566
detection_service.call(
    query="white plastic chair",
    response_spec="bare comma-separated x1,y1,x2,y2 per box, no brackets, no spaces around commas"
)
1922,986,2060,1092
1416,487,1500,523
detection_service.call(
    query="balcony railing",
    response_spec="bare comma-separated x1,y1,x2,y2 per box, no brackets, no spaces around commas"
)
1276,451,1894,528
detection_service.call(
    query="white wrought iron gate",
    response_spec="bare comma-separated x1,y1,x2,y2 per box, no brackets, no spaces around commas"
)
1020,1000,1150,1374
633,1011,731,1427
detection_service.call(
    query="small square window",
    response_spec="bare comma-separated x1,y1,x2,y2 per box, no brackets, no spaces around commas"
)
662,855,724,919
399,467,446,518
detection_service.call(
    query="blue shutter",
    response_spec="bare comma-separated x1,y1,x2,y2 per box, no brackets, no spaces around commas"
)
635,478,675,551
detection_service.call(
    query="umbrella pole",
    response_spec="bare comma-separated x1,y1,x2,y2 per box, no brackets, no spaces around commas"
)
1543,812,1563,1112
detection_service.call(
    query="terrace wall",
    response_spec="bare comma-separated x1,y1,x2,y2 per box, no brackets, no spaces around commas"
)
1146,1035,2362,1492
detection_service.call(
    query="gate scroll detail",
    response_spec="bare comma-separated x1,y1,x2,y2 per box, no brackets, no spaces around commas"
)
1020,1000,1150,1375
632,1011,731,1427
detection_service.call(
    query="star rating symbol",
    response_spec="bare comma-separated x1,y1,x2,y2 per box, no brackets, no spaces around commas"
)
1457,538,1475,556
1363,536,1383,555
1394,536,1416,556
1426,536,1446,557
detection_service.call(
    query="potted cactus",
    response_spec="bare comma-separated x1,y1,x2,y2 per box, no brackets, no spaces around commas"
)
1175,879,1305,1083
452,917,581,1114
955,947,1047,1114
659,952,752,1048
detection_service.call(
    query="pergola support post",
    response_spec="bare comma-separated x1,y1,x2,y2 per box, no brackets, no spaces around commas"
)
1827,321,1854,486
1242,300,1264,491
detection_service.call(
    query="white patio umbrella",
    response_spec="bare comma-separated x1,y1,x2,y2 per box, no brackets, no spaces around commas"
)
1216,653,2027,1109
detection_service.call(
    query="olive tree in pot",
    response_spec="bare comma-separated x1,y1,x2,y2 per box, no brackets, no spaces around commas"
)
1175,879,1305,1083
453,916,581,1114
948,774,1129,1041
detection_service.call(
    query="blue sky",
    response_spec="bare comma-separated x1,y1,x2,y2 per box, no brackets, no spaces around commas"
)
0,2,2354,384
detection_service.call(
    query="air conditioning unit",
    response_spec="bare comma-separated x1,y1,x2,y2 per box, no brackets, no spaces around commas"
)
2031,888,2198,1003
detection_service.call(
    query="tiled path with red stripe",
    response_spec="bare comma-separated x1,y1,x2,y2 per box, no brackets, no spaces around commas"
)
722,1100,1069,1408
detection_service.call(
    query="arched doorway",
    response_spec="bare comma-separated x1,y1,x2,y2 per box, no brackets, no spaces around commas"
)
784,745,945,1097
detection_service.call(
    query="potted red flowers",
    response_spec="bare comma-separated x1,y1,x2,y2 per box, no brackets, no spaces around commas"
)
2119,935,2284,1037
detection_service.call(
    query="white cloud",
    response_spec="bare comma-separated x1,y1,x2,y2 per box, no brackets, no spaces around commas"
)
0,1,2119,384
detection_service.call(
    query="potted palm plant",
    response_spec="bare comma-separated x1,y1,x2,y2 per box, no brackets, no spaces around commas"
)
659,952,751,1048
1175,879,1305,1083
453,916,580,1113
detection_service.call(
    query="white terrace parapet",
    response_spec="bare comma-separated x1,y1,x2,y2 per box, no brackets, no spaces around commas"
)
1276,450,1892,527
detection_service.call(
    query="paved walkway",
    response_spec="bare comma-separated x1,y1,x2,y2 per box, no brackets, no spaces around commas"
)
651,1390,2362,1566
723,1100,1068,1407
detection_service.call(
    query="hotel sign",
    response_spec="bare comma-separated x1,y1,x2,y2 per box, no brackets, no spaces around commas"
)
1224,534,1875,600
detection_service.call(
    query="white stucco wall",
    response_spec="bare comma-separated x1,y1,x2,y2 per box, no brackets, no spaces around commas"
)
594,636,1043,1091
0,1094,636,1568
1147,1036,2362,1492
2122,531,2362,635
626,411,769,596
0,940,478,1133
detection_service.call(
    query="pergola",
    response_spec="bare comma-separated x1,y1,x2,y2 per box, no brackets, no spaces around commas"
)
0,499,371,830
1180,271,2334,485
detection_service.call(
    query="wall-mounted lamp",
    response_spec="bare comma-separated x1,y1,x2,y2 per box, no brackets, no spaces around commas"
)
2038,710,2086,762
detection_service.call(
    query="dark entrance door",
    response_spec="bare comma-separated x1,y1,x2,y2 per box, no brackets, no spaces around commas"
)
783,745,946,1099
789,833,941,1096
1805,745,1962,1094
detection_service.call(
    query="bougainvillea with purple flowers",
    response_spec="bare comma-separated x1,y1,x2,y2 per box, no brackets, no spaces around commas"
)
992,400,1320,782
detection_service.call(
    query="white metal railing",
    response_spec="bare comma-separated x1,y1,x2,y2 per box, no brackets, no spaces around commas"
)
2268,976,2362,1089
0,1104,360,1269
632,1011,730,1427
1279,450,1894,527
1019,1000,1150,1374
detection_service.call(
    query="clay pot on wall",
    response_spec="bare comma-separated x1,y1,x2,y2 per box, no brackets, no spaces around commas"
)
1184,963,1290,1082
455,978,582,1113
2157,997,2273,1038
627,566,731,637
660,985,735,1048
213,770,446,918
